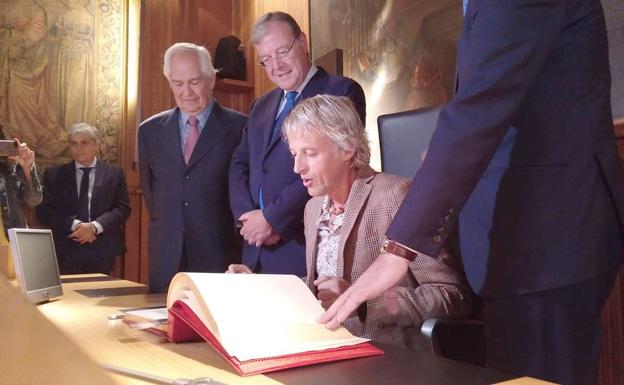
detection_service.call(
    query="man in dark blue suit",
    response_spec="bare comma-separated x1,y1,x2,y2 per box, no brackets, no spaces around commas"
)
229,12,365,276
37,123,130,274
138,43,247,292
320,1,624,384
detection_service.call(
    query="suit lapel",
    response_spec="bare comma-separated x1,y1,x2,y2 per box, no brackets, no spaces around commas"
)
156,108,185,168
336,175,374,278
262,90,285,159
91,160,106,211
186,103,228,169
62,162,79,212
299,67,328,100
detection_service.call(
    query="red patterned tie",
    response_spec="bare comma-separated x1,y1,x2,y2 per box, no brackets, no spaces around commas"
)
183,116,200,164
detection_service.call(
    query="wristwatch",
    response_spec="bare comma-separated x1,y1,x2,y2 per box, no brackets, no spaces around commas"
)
380,238,417,261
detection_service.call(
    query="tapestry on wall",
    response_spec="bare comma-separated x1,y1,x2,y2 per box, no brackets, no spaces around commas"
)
0,0,126,169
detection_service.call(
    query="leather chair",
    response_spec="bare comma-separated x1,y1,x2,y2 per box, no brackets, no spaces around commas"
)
377,105,486,366
421,318,486,366
377,105,442,178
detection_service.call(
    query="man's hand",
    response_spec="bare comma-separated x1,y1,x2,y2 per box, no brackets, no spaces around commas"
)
318,252,410,329
9,138,34,179
225,264,253,274
238,210,276,247
315,275,351,311
69,222,96,244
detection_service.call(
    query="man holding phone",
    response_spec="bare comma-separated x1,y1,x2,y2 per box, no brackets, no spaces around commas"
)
0,137,42,277
0,140,18,157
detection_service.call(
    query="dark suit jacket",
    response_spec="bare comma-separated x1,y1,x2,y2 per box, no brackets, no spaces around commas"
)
139,102,247,292
304,171,471,349
386,0,624,298
229,67,365,276
36,160,130,273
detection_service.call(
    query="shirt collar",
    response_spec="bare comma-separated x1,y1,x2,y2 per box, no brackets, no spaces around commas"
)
284,65,318,97
75,158,97,169
178,99,215,129
317,195,345,230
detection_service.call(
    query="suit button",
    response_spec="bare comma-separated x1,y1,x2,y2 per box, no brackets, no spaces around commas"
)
263,167,269,174
444,215,453,223
184,175,191,180
432,235,443,244
184,201,189,207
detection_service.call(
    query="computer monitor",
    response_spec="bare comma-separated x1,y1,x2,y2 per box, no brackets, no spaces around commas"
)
8,228,63,303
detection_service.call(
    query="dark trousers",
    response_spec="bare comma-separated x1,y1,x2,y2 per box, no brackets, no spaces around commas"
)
483,268,619,385
58,244,113,275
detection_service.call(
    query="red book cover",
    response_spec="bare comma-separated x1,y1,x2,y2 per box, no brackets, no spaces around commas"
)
167,300,383,376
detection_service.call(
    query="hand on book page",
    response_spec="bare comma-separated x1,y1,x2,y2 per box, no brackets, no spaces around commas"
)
168,299,383,376
166,273,377,362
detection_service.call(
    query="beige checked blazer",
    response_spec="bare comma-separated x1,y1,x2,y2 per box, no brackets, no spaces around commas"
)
304,169,471,349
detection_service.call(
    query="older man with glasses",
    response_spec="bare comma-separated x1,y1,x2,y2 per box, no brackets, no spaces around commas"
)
229,11,366,276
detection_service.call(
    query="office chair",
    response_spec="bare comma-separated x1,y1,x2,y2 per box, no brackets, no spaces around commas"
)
377,105,486,366
421,318,486,366
377,105,442,178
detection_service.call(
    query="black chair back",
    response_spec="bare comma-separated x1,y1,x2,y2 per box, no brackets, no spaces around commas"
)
377,105,442,178
421,318,486,366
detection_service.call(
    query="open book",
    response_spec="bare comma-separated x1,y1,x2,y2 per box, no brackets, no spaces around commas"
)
163,272,383,375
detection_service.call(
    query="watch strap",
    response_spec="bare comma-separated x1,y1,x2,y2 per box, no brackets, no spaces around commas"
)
381,238,417,261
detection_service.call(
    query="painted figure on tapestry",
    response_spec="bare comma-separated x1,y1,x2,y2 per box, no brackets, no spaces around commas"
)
0,0,68,160
0,0,98,164
54,0,96,130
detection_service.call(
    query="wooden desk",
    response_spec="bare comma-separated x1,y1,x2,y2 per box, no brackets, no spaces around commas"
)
35,275,515,385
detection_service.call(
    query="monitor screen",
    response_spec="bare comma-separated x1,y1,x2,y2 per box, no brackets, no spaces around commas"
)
8,229,62,303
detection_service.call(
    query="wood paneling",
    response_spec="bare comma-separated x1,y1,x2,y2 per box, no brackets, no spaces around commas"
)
138,0,237,121
600,267,624,385
124,0,257,285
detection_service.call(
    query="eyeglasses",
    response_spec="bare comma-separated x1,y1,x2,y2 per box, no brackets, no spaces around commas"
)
258,36,298,68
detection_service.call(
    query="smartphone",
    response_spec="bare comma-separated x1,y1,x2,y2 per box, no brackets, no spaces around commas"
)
0,140,17,157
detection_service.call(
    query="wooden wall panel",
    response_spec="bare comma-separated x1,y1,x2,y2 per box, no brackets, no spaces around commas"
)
138,0,235,122
600,266,624,385
124,0,251,285
122,192,142,282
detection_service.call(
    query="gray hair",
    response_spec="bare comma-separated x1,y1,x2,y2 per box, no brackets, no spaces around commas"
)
251,11,302,45
282,95,371,169
163,42,216,80
68,123,99,143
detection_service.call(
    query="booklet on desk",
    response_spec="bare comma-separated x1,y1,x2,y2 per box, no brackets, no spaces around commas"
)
161,272,383,376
